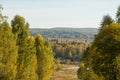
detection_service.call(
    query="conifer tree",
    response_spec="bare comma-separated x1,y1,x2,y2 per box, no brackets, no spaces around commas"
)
115,56,120,79
35,34,55,80
11,15,30,44
90,23,120,80
100,15,113,29
116,5,120,23
19,36,38,80
11,15,38,80
0,22,18,80
0,6,18,80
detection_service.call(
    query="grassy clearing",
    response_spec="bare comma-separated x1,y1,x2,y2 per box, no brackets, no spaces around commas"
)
51,64,79,80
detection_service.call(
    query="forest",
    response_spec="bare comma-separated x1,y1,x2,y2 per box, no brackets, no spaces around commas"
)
30,28,97,39
0,6,54,80
30,28,97,63
77,6,120,80
0,4,120,80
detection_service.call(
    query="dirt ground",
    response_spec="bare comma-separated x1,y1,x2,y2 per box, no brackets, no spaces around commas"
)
51,65,79,80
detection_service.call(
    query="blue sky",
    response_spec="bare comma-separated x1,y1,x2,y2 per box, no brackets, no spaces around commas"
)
1,0,120,28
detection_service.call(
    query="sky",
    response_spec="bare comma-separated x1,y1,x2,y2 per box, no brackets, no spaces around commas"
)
1,0,120,28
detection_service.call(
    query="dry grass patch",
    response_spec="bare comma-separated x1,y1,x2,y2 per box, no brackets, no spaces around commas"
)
51,64,79,80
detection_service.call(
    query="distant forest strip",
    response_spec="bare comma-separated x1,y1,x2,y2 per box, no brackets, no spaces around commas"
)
30,28,97,62
30,28,98,40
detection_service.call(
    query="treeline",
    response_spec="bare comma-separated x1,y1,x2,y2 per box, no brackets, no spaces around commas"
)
51,39,88,62
30,28,97,40
0,6,54,80
77,5,120,80
30,28,96,63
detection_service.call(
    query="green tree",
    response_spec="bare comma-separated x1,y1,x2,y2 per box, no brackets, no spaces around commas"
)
0,6,18,80
0,5,8,24
77,47,103,80
100,15,113,29
19,36,38,80
77,62,86,79
0,22,18,80
114,56,120,79
35,34,55,80
11,15,38,80
116,5,120,23
11,15,30,42
77,62,102,80
90,23,120,80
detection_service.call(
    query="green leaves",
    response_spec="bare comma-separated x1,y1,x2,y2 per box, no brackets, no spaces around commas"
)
11,15,39,80
100,15,113,29
116,6,120,23
77,5,120,80
35,34,55,80
0,21,18,80
11,15,55,80
11,15,30,42
90,23,120,80
0,6,56,80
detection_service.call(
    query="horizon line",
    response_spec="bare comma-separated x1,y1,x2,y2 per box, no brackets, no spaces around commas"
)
30,27,99,29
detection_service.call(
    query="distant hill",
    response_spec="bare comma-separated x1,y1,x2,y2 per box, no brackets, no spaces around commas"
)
30,28,98,39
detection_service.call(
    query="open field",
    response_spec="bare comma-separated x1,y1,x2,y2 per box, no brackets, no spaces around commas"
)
51,64,79,80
